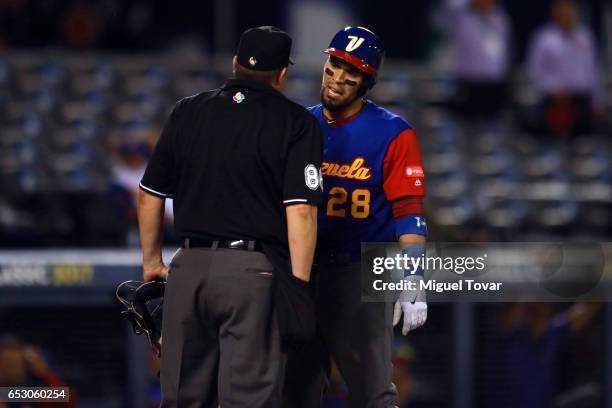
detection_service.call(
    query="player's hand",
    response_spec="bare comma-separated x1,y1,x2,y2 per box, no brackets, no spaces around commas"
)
143,262,169,282
393,275,427,335
393,301,427,335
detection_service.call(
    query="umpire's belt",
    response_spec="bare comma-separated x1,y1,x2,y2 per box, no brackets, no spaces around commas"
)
182,238,263,252
314,251,352,266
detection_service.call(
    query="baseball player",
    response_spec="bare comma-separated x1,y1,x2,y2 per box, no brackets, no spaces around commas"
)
285,26,428,407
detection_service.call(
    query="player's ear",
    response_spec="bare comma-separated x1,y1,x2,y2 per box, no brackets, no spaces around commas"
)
232,56,237,75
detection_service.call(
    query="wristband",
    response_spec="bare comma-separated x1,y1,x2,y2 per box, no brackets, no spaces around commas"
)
396,215,428,237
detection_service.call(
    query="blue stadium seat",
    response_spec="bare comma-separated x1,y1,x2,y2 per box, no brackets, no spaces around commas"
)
285,75,320,107
475,180,528,229
469,150,513,178
423,151,463,176
90,63,117,90
511,133,542,156
531,198,579,229
422,127,460,157
426,196,476,227
123,65,170,98
369,76,412,105
39,61,66,87
58,99,103,124
470,131,507,155
427,172,470,200
31,88,59,115
523,149,566,180
1,168,46,194
571,155,609,182
175,73,216,99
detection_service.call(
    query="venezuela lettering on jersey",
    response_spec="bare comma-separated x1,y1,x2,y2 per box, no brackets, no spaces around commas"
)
321,157,371,180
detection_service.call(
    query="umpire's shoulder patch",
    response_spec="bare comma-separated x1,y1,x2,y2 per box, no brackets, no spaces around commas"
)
304,164,321,190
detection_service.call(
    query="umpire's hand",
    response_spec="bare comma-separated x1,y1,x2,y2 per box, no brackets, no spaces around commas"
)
143,262,169,282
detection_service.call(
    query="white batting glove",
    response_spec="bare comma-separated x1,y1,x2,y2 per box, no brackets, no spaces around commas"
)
393,301,427,335
393,276,427,335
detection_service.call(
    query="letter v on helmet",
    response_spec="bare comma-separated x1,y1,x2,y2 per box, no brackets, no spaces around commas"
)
346,36,365,52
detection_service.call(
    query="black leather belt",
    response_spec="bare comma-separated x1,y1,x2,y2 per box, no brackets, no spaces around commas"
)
182,238,263,252
314,251,352,266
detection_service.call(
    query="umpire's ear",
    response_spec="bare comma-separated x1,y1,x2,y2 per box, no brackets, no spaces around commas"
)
276,67,288,90
232,56,238,75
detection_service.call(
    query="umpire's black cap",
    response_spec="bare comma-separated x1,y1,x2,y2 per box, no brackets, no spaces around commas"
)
236,26,294,71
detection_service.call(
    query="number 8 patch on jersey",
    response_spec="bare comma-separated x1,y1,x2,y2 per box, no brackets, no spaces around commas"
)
305,164,323,191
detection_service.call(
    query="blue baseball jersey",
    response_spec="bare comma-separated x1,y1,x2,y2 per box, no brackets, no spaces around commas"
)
309,101,425,260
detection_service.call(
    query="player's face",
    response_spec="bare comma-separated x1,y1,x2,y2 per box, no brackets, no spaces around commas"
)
320,57,365,112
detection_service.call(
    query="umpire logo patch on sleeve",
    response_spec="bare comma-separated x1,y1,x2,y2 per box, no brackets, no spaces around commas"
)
305,164,321,190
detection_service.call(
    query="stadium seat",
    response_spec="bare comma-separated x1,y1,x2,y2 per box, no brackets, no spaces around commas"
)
423,151,462,176
369,76,412,105
427,173,470,200
475,180,528,229
470,131,507,155
469,151,512,178
285,75,320,106
523,149,565,180
426,196,476,227
571,155,609,182
123,65,170,98
39,61,67,87
31,88,60,115
531,198,578,229
1,168,46,195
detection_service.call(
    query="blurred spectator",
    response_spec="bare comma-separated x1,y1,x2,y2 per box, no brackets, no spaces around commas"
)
526,0,605,138
109,138,152,245
0,335,77,407
481,303,601,408
109,131,174,246
60,2,99,48
445,0,513,118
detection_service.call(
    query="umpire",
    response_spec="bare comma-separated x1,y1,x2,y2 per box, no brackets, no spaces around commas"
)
137,26,323,407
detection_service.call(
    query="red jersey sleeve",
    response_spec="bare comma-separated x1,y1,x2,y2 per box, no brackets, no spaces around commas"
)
383,129,425,201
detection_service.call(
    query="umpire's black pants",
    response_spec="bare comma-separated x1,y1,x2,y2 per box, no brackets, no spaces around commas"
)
161,248,285,407
284,263,397,408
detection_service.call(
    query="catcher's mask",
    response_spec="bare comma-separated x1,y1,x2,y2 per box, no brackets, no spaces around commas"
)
116,280,165,356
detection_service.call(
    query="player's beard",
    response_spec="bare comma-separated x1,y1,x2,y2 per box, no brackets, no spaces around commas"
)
320,86,361,113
